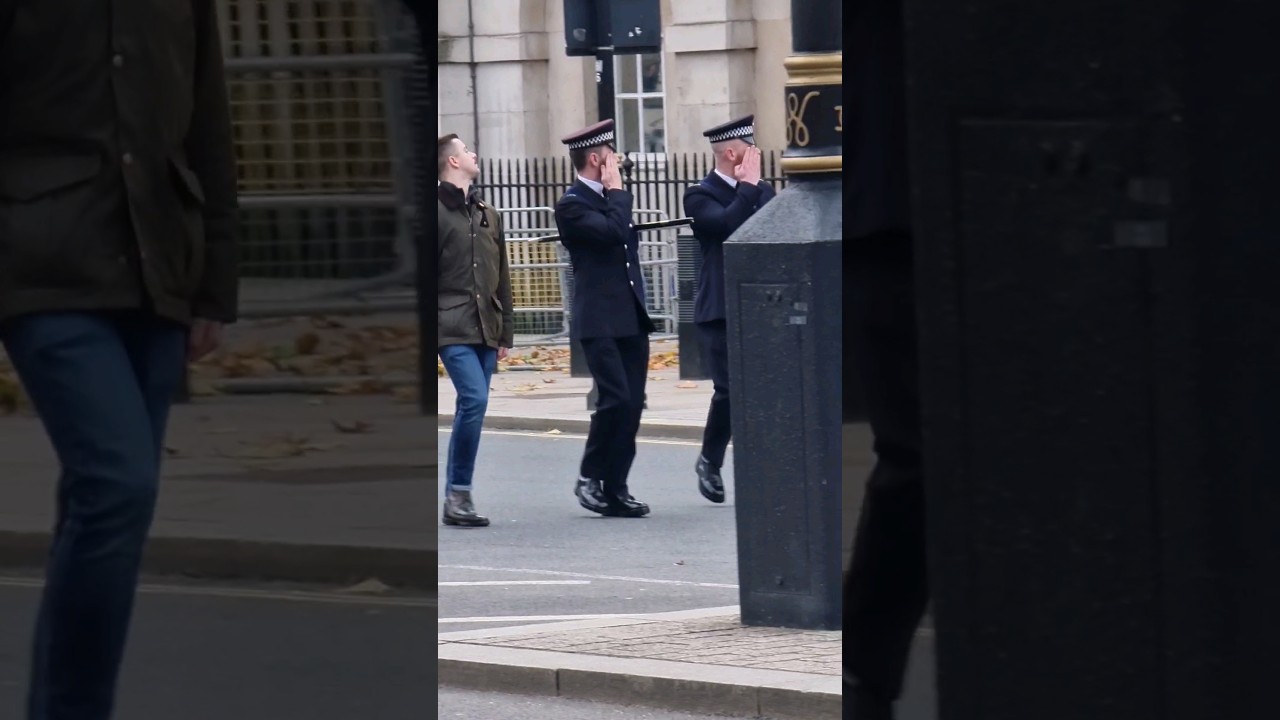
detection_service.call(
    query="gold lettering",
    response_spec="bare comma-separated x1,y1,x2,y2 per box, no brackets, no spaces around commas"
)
834,105,842,133
785,91,819,147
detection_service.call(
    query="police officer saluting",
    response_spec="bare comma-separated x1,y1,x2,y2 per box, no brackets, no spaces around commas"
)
554,119,656,518
683,116,776,502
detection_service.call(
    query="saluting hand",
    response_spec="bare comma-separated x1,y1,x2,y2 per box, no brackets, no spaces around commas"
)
735,146,762,186
601,154,624,191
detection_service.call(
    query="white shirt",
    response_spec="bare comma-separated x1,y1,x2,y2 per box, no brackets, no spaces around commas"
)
714,169,738,188
577,175,605,196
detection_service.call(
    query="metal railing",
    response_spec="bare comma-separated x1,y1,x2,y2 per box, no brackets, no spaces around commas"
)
498,207,680,346
190,0,425,398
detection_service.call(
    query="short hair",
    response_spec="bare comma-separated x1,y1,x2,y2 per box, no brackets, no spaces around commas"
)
712,138,748,159
437,134,460,177
570,144,609,172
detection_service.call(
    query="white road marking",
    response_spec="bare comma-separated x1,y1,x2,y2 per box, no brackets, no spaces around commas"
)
439,613,651,624
439,564,738,590
438,580,590,586
0,577,435,609
437,427,707,447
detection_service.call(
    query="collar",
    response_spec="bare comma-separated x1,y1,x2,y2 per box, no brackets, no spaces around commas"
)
439,181,482,211
577,175,605,196
714,169,738,188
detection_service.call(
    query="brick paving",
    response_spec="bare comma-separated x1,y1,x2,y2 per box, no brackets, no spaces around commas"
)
452,614,842,677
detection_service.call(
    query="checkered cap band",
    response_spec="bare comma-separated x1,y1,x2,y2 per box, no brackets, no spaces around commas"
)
707,125,755,143
566,131,615,150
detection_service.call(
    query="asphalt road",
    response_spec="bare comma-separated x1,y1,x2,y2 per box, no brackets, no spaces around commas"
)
439,426,940,718
437,428,740,632
0,574,432,720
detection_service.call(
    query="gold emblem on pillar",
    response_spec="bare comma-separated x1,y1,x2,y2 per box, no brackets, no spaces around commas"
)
780,52,842,174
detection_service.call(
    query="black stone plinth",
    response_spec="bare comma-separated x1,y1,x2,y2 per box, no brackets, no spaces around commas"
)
723,179,842,630
905,1,1280,717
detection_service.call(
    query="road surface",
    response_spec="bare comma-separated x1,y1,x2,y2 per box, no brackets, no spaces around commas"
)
437,428,739,633
0,573,431,720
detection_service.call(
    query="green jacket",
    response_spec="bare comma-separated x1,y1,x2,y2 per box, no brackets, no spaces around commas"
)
0,0,239,325
437,182,514,349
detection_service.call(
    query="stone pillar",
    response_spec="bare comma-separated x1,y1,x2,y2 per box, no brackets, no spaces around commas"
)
437,0,556,159
722,0,842,630
664,1,758,153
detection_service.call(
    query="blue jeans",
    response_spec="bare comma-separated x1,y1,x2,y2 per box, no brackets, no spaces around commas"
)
439,344,497,493
0,310,186,720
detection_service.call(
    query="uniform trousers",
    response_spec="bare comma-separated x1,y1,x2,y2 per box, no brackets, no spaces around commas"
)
696,319,731,468
579,333,650,495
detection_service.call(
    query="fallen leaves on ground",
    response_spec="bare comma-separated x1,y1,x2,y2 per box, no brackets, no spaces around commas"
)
648,350,679,370
500,347,572,370
218,432,337,460
676,381,699,389
331,419,374,434
339,578,391,595
191,322,420,397
0,365,26,415
392,385,420,403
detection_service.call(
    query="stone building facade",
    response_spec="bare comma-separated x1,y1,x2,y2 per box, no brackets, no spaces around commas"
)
437,0,795,159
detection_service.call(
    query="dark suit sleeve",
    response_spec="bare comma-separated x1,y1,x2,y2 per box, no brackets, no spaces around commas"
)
685,182,767,240
495,209,515,348
759,182,778,206
186,0,240,323
555,190,634,249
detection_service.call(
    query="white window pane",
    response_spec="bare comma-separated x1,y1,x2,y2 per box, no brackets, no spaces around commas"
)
640,53,662,93
642,98,665,153
616,55,638,95
618,98,641,154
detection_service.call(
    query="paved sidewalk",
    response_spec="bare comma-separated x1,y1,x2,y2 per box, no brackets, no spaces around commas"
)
439,340,713,439
0,395,433,588
438,606,840,720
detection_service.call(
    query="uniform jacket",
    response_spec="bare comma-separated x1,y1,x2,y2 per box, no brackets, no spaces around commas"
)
437,182,513,349
684,172,776,323
851,0,910,240
0,0,239,325
554,180,656,339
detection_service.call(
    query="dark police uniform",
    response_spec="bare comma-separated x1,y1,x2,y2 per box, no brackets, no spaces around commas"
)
554,119,656,518
846,1,926,719
683,115,775,503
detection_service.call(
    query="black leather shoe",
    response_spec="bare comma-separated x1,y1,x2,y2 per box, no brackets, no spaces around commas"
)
442,489,490,527
696,456,726,503
575,477,613,515
608,492,650,518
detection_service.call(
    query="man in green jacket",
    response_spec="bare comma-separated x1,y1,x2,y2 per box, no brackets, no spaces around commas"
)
437,134,514,527
0,1,238,717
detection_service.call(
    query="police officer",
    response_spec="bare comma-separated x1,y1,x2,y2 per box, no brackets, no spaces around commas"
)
554,119,656,518
683,116,776,502
846,1,924,719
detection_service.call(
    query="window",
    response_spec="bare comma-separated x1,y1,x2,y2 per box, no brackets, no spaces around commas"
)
614,53,666,155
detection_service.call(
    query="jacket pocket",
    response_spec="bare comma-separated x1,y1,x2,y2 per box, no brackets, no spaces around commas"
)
438,295,478,341
439,295,471,312
0,155,102,201
0,155,103,281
